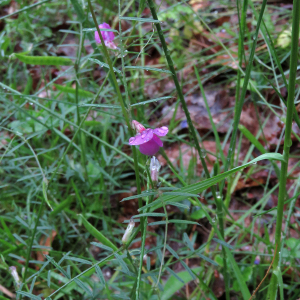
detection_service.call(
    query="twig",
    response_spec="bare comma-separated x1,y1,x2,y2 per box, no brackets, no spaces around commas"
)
249,244,278,300
0,284,16,298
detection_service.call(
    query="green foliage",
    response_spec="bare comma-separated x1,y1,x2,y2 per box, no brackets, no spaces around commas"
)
13,54,73,66
1,0,300,299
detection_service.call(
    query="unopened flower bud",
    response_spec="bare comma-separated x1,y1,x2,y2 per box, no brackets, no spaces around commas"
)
122,218,135,244
254,255,260,265
132,120,145,133
9,266,21,288
150,156,161,183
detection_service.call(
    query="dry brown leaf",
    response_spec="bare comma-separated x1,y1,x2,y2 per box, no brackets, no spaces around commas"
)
189,0,211,11
210,54,240,70
36,230,57,266
0,284,16,299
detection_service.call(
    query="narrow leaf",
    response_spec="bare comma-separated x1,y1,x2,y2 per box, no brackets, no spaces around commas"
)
65,256,93,265
53,84,94,98
121,191,158,201
14,53,73,66
16,291,41,300
74,278,92,295
130,96,172,107
166,245,179,259
212,238,234,250
90,242,113,252
95,265,105,284
183,233,194,251
132,213,166,218
119,16,160,23
79,104,121,109
224,247,251,299
180,261,196,280
88,58,121,73
114,253,130,274
79,214,118,251
143,153,284,211
125,66,172,74
196,252,219,266
166,267,184,283
45,255,70,279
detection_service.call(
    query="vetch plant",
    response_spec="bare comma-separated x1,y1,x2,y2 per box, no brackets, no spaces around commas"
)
129,120,168,156
3,0,300,299
95,23,118,50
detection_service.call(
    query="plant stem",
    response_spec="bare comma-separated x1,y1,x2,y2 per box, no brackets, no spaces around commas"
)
221,0,267,183
48,72,110,185
156,200,168,286
194,67,226,165
87,0,141,200
146,0,229,297
117,0,141,197
116,1,147,297
233,0,248,149
268,1,300,298
136,172,151,299
74,22,92,193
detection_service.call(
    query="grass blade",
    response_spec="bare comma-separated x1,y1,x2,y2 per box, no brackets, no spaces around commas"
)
14,54,73,66
79,214,117,251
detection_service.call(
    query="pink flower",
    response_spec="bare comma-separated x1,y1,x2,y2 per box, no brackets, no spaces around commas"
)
95,23,117,49
129,120,168,156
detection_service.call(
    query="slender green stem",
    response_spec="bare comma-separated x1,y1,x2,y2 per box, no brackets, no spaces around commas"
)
48,73,110,185
0,83,172,187
194,67,225,165
253,0,300,129
23,189,45,284
146,0,210,181
22,138,52,283
117,0,141,197
87,0,129,128
222,0,267,181
146,0,229,296
0,136,16,165
87,0,142,203
47,246,125,298
156,200,168,286
268,1,300,298
136,173,151,299
235,0,248,105
117,1,144,296
74,22,88,178
233,0,248,143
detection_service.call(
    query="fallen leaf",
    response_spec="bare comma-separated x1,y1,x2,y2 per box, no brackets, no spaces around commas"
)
36,230,57,267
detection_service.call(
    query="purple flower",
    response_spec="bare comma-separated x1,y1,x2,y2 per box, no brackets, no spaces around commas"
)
95,23,117,49
129,120,168,156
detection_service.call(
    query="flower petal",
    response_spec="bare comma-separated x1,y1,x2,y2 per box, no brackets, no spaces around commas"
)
153,126,168,136
95,23,115,44
128,129,153,145
105,41,118,50
152,134,163,147
139,139,160,156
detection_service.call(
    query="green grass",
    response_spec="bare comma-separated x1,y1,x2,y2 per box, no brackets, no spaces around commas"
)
1,0,300,299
